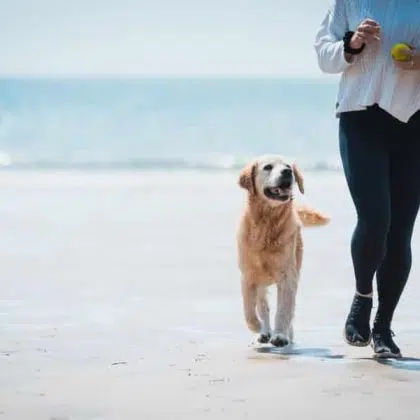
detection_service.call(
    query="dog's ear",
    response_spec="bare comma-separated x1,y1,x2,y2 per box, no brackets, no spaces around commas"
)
238,162,257,194
293,163,305,194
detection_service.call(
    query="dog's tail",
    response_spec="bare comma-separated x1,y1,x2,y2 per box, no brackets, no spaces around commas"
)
241,281,261,333
296,204,330,227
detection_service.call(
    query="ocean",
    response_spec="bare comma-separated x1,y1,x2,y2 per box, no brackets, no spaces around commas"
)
0,77,341,171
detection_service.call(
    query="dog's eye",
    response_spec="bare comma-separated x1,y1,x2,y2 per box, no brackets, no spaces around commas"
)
263,164,273,171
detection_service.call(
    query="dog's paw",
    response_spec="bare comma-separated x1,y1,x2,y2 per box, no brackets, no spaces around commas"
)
270,333,289,348
257,333,271,344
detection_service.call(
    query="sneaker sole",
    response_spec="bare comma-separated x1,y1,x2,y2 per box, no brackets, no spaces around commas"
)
373,351,402,359
343,328,372,347
371,345,402,359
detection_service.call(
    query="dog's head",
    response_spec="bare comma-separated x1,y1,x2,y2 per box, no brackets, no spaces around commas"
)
238,155,304,205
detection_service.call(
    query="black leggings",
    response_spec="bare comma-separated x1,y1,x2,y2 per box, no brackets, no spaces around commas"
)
339,105,420,329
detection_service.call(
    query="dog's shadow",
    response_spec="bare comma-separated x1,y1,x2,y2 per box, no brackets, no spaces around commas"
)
373,357,420,371
254,344,344,360
254,345,420,371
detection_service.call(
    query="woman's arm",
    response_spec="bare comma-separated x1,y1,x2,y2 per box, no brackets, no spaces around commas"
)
314,0,354,74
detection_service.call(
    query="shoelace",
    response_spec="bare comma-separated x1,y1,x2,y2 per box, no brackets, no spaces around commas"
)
348,296,371,321
373,330,395,338
373,330,399,353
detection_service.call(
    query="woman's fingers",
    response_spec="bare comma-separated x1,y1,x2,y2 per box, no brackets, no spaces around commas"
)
356,19,381,43
359,24,380,35
361,18,380,27
394,60,414,70
355,30,378,44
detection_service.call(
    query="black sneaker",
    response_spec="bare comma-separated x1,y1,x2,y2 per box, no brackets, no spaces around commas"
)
372,329,402,359
344,294,372,347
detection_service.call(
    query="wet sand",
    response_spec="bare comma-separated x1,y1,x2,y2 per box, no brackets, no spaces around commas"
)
1,171,420,419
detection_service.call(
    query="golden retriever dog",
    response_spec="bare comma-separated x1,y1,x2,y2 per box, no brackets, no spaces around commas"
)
237,155,330,347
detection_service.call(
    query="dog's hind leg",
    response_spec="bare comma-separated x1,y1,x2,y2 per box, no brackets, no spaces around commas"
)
271,274,298,348
256,286,271,343
241,280,261,333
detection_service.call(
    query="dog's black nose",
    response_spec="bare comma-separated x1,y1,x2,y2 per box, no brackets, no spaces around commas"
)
279,179,292,189
278,168,293,188
282,167,293,177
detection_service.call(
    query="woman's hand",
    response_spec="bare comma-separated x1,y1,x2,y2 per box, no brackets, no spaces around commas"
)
350,19,381,49
393,49,420,71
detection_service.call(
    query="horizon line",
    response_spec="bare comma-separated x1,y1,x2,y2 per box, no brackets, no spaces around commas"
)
0,73,338,82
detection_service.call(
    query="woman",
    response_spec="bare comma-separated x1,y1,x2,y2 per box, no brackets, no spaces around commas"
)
314,0,420,358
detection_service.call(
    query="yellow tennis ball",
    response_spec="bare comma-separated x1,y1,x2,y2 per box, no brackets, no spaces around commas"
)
391,43,412,61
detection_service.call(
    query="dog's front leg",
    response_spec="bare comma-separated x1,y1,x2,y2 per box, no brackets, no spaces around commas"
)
241,279,261,334
256,286,271,343
271,273,298,348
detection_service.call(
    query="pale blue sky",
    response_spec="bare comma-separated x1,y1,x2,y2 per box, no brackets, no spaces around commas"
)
0,0,333,77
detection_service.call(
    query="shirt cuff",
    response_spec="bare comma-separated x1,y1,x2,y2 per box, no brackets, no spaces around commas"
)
335,40,356,71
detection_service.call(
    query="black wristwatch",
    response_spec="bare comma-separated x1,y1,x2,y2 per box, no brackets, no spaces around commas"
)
343,31,366,55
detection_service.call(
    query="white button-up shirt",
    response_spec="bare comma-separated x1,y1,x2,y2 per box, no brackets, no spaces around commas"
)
314,0,420,123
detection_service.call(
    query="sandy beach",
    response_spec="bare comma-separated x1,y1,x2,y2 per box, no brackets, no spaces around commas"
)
1,170,420,420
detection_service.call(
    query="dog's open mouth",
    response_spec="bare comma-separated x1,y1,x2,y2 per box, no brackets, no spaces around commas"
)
264,187,291,201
